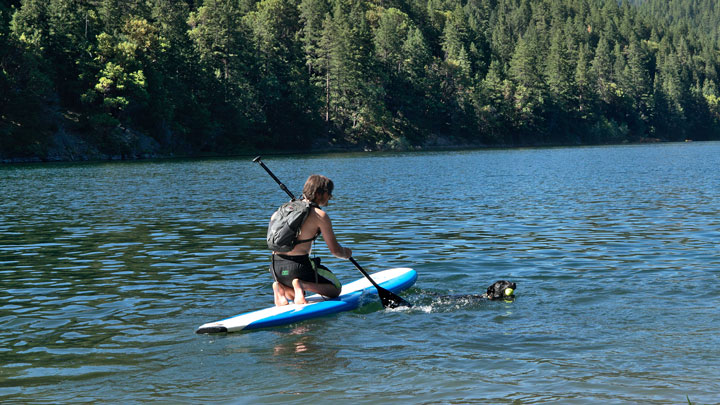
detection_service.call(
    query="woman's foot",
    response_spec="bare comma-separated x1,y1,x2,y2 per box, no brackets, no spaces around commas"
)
273,282,289,306
292,279,307,305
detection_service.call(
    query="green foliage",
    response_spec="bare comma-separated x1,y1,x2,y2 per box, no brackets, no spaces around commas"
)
187,0,262,150
3,0,720,159
1,0,54,157
82,20,155,127
246,0,320,149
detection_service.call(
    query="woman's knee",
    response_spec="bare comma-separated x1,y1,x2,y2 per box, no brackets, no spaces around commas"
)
321,285,341,298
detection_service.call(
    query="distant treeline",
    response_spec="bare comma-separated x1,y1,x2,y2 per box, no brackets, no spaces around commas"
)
2,0,720,159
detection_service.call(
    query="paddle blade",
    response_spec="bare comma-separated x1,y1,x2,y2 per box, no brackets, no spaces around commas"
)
378,287,412,309
349,257,412,309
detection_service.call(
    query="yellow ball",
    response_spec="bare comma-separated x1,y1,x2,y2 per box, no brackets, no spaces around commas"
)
504,288,514,296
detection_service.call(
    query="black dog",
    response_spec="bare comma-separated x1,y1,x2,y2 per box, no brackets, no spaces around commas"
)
435,280,517,301
482,280,516,300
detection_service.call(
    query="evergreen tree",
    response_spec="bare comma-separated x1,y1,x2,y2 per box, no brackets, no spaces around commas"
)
592,36,614,106
574,41,594,121
509,24,545,141
326,0,388,147
475,59,513,144
657,49,687,139
9,0,47,48
398,26,434,142
47,0,95,106
490,9,514,69
624,34,652,132
544,24,576,142
317,12,334,123
299,0,330,76
545,25,574,108
402,26,431,80
4,0,54,156
188,0,259,149
442,5,468,64
247,0,319,148
374,7,409,74
149,0,206,145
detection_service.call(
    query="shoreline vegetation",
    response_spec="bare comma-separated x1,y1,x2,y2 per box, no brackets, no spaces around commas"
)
2,0,720,163
0,133,693,164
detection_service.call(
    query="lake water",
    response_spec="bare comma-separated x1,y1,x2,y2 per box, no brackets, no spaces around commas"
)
1,142,719,403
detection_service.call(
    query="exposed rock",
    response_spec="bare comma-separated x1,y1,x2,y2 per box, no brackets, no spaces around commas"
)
45,126,163,161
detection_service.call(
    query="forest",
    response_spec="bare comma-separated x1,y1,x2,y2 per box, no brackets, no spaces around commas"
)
2,0,720,160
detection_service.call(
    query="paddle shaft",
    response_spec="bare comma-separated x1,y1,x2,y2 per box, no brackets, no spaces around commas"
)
349,257,383,290
253,156,295,200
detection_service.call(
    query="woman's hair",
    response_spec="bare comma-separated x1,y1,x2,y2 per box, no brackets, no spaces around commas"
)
302,174,334,203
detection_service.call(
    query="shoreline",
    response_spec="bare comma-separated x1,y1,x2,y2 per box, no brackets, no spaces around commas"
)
0,134,691,165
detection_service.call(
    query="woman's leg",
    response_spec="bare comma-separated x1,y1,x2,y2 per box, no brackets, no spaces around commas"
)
292,279,307,304
273,281,298,306
297,280,341,299
304,264,342,298
290,279,341,304
273,282,289,306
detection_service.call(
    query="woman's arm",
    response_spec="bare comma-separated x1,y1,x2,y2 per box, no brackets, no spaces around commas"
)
316,209,352,259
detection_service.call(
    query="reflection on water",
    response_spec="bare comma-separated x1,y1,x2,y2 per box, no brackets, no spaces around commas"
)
273,326,314,355
2,143,720,403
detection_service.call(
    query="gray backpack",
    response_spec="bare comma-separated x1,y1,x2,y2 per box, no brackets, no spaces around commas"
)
266,200,319,252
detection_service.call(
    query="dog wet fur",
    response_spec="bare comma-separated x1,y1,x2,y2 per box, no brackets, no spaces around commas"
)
425,280,517,302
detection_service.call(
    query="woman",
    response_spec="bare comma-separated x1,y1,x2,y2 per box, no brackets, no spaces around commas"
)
270,174,352,306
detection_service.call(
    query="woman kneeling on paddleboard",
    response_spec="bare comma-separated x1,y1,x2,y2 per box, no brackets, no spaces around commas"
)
270,175,352,306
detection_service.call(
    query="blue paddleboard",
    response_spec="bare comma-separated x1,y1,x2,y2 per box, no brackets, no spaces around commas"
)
196,267,417,333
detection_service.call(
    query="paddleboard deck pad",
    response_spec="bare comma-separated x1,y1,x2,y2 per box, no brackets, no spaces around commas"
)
196,267,416,334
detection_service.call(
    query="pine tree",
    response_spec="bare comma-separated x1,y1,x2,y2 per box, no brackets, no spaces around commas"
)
509,24,545,140
402,26,431,81
544,23,576,142
247,0,319,148
3,0,54,156
149,0,205,141
490,9,514,68
46,0,95,106
318,13,334,123
326,0,388,146
9,0,47,48
299,0,330,76
187,0,259,148
442,5,468,64
397,26,433,142
658,49,687,139
545,25,573,107
592,36,614,105
574,42,594,120
476,59,513,144
375,7,411,73
624,34,652,132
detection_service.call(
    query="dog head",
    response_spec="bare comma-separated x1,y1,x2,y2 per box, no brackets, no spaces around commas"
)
485,280,516,300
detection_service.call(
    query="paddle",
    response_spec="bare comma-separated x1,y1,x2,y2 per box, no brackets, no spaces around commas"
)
252,156,295,200
253,156,412,309
349,257,412,309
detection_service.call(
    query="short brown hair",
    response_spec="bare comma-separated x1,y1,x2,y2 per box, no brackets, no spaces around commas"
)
302,174,334,203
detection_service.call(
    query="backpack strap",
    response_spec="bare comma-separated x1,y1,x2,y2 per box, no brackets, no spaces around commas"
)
295,201,320,245
295,234,319,245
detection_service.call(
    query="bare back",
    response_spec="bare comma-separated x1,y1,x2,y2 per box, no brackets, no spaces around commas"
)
281,203,349,259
